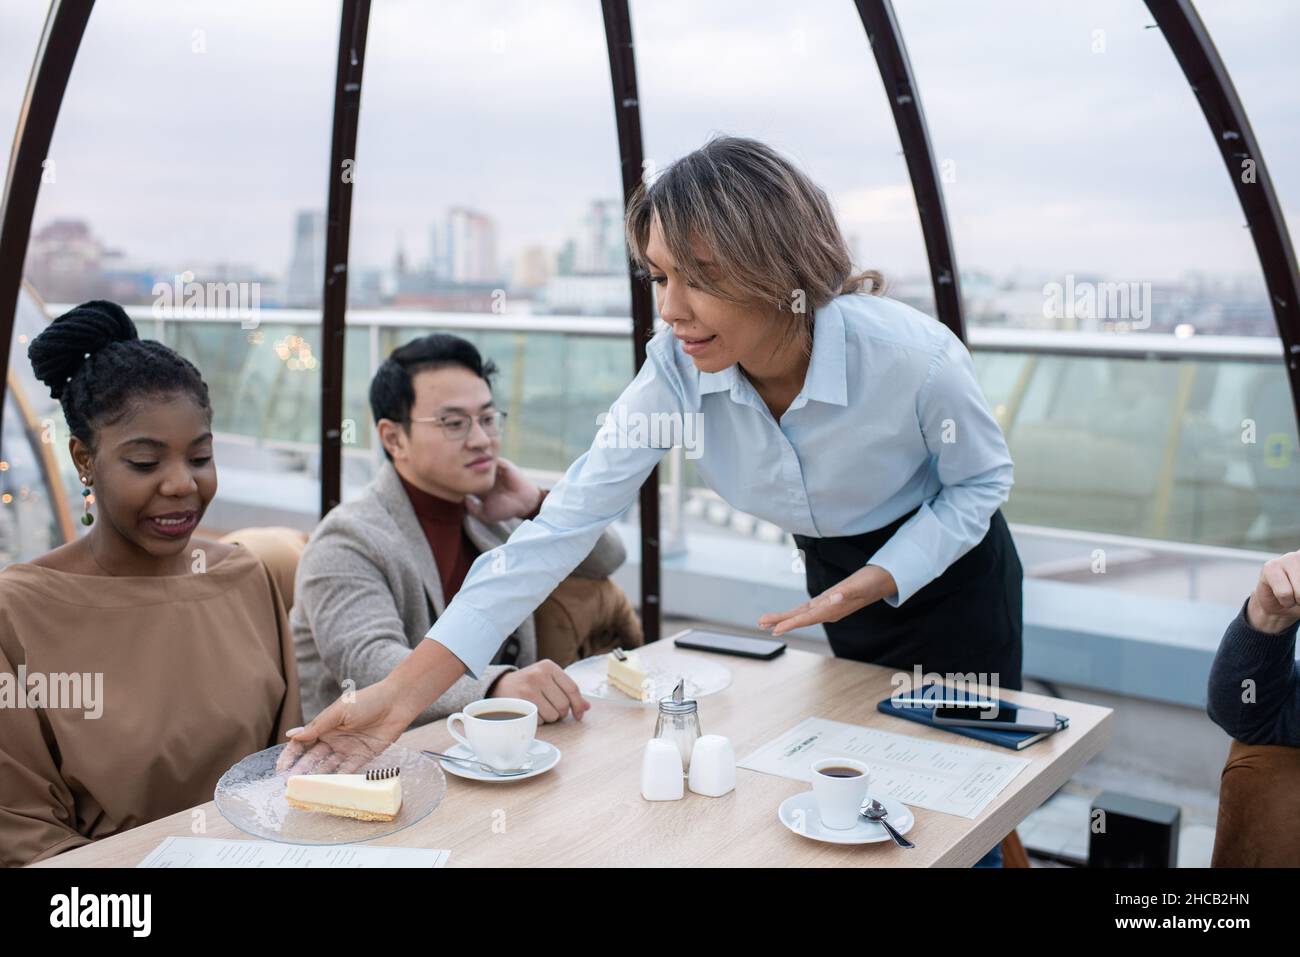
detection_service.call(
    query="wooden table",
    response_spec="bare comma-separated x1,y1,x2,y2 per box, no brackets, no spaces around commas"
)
33,641,1112,867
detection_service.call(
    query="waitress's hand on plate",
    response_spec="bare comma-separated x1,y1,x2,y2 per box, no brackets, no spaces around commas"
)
758,564,898,637
275,676,422,775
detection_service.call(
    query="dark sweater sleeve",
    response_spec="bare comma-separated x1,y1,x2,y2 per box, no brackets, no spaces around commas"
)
1206,597,1300,746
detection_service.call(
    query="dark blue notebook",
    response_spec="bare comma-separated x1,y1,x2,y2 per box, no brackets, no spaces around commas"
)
877,687,1069,750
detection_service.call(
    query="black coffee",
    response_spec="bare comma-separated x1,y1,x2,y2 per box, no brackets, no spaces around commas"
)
818,765,862,778
476,711,526,721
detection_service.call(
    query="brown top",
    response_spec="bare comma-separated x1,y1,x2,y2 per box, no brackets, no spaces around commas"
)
0,543,302,867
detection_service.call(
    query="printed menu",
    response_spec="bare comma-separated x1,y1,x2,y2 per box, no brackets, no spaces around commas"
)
738,716,1030,819
137,836,450,868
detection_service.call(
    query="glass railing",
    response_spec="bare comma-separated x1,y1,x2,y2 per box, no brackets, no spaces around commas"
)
975,332,1298,553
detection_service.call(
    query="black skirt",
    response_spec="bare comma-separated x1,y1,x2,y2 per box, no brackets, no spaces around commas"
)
792,507,1024,691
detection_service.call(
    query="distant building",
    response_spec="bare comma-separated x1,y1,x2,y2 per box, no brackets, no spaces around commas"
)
574,198,626,274
530,198,630,314
390,274,502,312
348,267,386,307
25,219,120,303
432,207,500,284
511,244,553,292
556,237,578,276
537,274,631,316
286,210,325,307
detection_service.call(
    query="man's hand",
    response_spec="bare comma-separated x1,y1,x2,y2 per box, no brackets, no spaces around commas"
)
1247,549,1300,634
758,564,898,637
464,457,542,523
489,660,591,723
275,676,423,775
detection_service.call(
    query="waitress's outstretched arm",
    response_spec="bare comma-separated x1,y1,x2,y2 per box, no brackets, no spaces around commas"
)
761,330,1014,636
278,342,685,771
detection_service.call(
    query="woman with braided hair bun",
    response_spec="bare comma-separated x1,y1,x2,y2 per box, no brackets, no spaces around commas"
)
0,301,302,867
23,299,219,565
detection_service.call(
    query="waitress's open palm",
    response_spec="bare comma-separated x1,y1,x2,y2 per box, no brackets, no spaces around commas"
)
759,564,897,637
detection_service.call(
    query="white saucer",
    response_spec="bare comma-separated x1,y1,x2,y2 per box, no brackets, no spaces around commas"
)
778,791,916,845
437,739,561,783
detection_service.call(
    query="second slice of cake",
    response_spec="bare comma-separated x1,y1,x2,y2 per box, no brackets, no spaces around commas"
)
606,649,652,702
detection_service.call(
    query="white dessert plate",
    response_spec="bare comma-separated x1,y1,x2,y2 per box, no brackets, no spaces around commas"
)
777,791,916,845
214,742,445,845
436,739,561,782
565,651,732,706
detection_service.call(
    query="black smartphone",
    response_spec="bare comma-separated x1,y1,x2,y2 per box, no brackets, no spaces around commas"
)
672,628,786,660
931,702,1060,733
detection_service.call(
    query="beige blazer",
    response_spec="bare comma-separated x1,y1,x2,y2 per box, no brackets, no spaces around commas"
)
290,459,626,725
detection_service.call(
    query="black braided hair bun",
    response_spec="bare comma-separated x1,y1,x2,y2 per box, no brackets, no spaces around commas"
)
28,299,139,400
26,299,211,448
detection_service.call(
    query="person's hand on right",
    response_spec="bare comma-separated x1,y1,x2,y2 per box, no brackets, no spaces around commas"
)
275,676,422,775
489,660,590,723
1247,549,1300,634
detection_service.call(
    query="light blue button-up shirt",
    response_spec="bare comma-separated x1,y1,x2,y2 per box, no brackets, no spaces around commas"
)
428,292,1014,678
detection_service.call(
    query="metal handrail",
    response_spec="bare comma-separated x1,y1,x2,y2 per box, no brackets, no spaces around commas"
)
49,302,1288,363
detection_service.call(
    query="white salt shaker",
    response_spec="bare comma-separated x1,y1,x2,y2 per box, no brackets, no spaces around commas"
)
687,734,736,797
641,739,685,801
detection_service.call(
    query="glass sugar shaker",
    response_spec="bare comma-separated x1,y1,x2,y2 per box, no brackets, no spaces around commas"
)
654,679,701,775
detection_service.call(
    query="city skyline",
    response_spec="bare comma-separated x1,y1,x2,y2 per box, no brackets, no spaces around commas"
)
23,203,1280,336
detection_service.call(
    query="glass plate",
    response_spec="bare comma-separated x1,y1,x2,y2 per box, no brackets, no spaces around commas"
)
565,651,732,706
214,742,445,845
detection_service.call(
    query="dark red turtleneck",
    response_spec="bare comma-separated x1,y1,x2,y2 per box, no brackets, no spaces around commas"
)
396,472,548,604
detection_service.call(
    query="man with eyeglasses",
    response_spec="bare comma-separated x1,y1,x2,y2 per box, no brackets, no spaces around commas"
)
291,333,636,727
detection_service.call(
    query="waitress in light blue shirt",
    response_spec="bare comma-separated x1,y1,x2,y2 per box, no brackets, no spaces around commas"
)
282,135,1022,775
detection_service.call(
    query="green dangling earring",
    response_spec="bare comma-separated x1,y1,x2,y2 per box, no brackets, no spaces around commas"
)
80,476,94,526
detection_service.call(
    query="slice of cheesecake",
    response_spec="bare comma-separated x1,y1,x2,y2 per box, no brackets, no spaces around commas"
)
606,648,652,702
285,772,403,822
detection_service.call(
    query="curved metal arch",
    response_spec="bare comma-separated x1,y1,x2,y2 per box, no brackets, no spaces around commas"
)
1145,0,1300,432
319,0,371,515
0,0,95,454
7,364,75,544
854,0,966,342
602,0,661,642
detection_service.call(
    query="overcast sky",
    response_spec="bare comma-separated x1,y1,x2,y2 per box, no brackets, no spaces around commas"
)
1,0,1296,285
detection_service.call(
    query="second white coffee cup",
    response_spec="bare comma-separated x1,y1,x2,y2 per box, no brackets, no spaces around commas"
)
446,697,538,771
810,757,871,830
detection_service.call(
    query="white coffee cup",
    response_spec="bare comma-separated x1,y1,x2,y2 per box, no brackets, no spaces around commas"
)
446,698,538,771
810,757,871,830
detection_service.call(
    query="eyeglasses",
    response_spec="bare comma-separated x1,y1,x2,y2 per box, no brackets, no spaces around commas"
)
408,410,507,441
